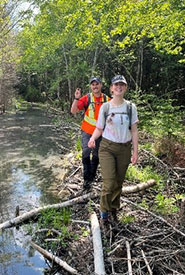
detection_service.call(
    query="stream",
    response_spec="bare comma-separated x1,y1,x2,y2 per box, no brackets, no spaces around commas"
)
0,106,65,274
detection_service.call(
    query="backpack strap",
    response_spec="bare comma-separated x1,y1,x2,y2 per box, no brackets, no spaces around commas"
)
84,93,108,112
104,102,110,119
103,102,110,129
104,101,132,130
84,93,91,112
103,94,107,102
127,101,132,130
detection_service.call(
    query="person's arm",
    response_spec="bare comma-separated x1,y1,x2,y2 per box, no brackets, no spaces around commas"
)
88,128,103,148
71,88,81,114
131,123,138,165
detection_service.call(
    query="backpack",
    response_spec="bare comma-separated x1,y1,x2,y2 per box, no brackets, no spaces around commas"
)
84,93,109,112
104,101,132,130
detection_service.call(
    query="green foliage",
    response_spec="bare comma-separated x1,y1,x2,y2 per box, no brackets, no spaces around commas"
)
25,85,42,102
52,117,61,127
73,234,80,241
139,199,149,210
152,99,184,140
81,226,90,237
24,222,34,235
140,142,153,151
154,193,179,215
61,207,71,225
75,136,82,152
87,200,93,214
131,91,185,143
75,136,82,159
36,208,72,247
17,0,185,106
12,98,33,111
175,194,185,200
38,207,71,230
13,98,21,110
126,165,163,185
121,215,135,224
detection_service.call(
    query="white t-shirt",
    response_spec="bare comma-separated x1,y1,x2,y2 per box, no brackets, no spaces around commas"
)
96,100,138,143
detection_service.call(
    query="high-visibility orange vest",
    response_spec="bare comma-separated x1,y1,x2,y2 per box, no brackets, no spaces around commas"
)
81,93,109,135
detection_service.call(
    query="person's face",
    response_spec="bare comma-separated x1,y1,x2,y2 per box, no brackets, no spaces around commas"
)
90,81,102,94
111,82,127,96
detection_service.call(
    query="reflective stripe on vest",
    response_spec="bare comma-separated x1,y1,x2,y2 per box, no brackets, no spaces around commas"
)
84,93,106,126
88,93,95,118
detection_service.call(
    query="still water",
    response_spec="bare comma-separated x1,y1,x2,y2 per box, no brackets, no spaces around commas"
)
0,107,65,274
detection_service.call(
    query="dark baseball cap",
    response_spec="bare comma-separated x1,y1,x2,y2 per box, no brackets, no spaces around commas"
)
111,75,127,85
90,76,102,84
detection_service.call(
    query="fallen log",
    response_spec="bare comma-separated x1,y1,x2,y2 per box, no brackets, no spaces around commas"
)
90,212,106,275
0,180,156,231
0,192,95,230
122,179,156,194
30,241,79,275
126,241,132,275
141,249,153,275
95,179,156,194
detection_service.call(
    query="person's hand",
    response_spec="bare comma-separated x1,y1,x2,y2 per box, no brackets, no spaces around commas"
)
131,151,138,165
75,88,81,99
88,137,96,148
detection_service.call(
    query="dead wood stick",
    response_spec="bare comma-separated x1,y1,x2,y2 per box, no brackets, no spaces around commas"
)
126,241,132,275
68,184,81,190
71,219,90,225
121,198,185,238
141,250,153,275
45,238,61,242
107,244,121,256
67,167,81,179
174,167,185,171
67,186,76,195
95,179,156,194
122,179,156,194
0,192,96,230
141,148,169,168
90,212,106,275
30,241,79,274
179,198,185,226
35,228,61,235
141,149,179,177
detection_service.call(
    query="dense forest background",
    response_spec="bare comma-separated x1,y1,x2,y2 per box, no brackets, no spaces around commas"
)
0,0,185,161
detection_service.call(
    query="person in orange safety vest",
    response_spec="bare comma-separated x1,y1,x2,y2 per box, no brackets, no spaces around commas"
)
71,77,110,190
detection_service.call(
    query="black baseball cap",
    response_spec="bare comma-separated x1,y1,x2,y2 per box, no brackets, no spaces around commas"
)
90,77,102,84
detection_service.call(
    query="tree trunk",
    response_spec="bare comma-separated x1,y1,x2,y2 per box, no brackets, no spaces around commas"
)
122,179,156,194
0,192,95,230
30,241,79,274
63,45,72,103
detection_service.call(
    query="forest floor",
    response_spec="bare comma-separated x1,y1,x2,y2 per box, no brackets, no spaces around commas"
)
1,103,185,274
27,109,185,275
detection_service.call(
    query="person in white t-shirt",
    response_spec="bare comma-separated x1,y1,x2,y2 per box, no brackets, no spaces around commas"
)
88,74,139,229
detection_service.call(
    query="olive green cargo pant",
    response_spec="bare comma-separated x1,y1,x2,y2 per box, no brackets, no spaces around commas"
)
99,138,131,213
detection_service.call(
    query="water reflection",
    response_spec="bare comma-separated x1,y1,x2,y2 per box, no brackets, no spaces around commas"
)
0,228,46,275
0,107,64,274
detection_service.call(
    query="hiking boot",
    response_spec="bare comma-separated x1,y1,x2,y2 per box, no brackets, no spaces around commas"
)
83,180,92,190
100,218,110,236
110,209,119,223
109,210,119,230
